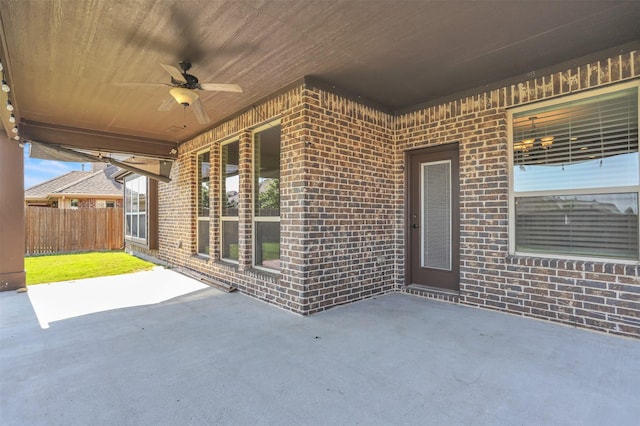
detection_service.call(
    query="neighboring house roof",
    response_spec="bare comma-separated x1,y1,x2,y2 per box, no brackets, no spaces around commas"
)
25,165,122,201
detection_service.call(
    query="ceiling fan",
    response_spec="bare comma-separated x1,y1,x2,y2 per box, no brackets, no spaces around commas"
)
117,61,242,124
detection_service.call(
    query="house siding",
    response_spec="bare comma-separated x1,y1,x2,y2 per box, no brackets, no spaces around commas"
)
126,50,640,338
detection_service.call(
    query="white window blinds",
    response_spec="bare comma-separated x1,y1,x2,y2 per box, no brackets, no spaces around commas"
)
513,87,638,192
511,85,639,261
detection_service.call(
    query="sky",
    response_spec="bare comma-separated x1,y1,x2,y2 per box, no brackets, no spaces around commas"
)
23,143,92,189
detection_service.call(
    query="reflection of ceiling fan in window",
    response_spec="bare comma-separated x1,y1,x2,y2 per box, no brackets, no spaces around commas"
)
116,61,242,124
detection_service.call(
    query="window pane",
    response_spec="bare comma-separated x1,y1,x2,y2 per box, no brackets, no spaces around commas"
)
421,161,451,270
255,125,281,217
515,193,638,260
222,142,239,217
221,220,239,261
198,219,209,255
139,213,146,240
255,221,280,270
198,152,210,217
513,87,638,192
132,214,138,236
138,191,146,213
125,215,132,237
124,175,148,241
514,153,638,192
125,184,132,212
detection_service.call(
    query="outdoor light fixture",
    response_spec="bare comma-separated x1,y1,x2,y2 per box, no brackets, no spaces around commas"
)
169,87,198,106
6,99,13,111
1,79,10,92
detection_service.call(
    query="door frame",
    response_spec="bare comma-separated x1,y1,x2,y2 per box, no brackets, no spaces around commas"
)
404,143,460,290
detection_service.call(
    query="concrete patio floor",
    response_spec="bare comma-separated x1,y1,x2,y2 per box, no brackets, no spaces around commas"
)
1,269,639,426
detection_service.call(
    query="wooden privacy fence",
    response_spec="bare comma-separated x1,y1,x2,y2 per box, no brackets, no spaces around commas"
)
25,207,124,255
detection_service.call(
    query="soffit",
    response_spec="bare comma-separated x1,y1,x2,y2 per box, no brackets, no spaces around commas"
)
0,0,638,154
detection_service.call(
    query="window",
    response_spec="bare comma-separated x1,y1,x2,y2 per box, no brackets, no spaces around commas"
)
221,140,239,262
254,124,281,270
106,200,115,208
509,83,639,261
197,151,210,256
70,199,78,208
124,175,147,241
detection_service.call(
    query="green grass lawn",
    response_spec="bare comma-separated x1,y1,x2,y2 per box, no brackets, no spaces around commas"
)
25,251,156,285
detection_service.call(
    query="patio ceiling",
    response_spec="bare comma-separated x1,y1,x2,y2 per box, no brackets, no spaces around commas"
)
0,0,639,159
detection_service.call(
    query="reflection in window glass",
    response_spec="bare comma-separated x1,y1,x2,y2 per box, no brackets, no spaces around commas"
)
197,151,210,256
198,219,209,256
255,126,280,217
222,142,239,217
511,85,639,260
254,124,281,270
255,221,280,270
222,221,239,261
124,175,147,241
198,152,210,217
516,193,638,260
513,87,638,192
221,141,239,262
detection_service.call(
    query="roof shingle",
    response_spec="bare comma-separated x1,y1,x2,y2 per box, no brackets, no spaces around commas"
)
25,165,122,200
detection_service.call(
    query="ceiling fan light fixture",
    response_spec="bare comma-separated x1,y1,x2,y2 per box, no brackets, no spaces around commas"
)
170,87,198,106
6,100,14,111
522,138,535,151
540,136,554,148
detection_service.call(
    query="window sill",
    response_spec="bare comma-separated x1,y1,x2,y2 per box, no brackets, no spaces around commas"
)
506,254,639,275
214,259,239,270
191,253,210,262
125,237,148,247
248,266,281,280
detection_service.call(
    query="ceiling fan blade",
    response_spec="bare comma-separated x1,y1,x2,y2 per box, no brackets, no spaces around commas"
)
161,64,187,84
158,96,175,112
198,83,243,93
191,98,210,124
115,82,170,87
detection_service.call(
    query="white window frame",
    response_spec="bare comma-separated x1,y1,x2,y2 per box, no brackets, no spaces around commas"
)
220,137,240,264
507,81,640,263
252,121,281,272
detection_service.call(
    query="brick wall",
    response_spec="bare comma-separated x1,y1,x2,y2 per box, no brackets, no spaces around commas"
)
299,89,398,313
126,51,640,338
128,87,308,311
396,51,640,337
76,198,122,209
